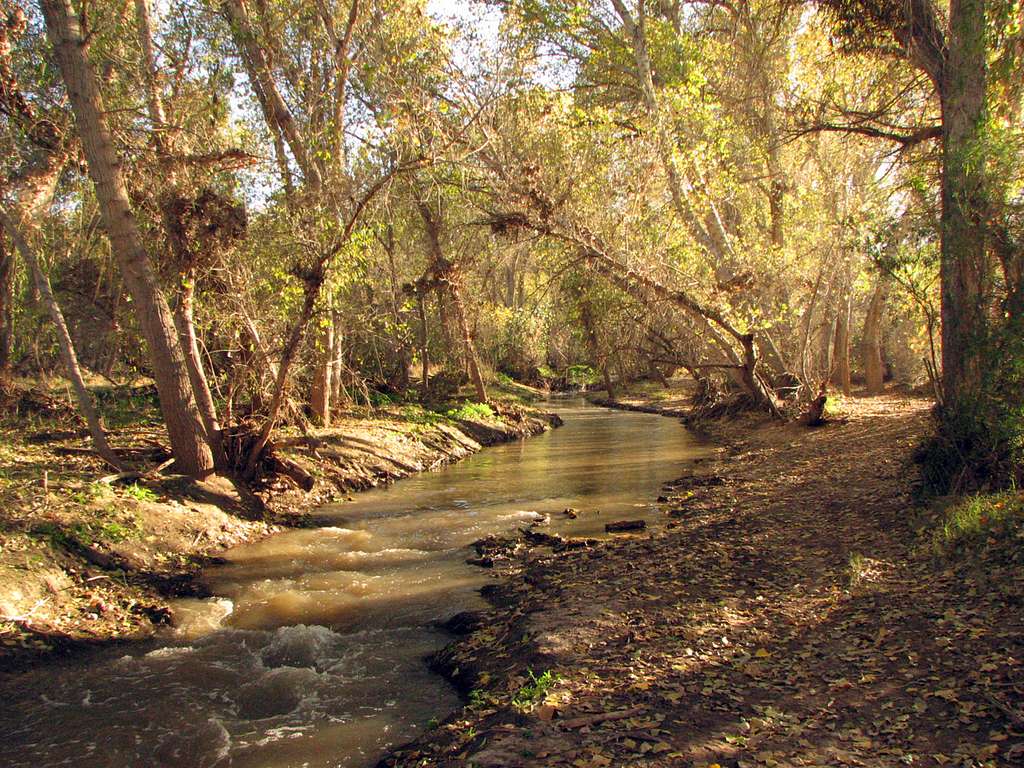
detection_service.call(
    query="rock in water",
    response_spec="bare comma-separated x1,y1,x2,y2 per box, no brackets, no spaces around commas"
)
605,520,646,533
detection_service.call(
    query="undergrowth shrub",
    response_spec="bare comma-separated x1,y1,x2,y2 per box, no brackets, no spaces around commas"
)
932,490,1024,557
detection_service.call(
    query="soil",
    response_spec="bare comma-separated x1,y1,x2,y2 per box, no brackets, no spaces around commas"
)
380,391,1024,768
0,396,558,670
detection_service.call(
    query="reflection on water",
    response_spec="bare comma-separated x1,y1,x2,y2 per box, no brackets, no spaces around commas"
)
2,399,710,767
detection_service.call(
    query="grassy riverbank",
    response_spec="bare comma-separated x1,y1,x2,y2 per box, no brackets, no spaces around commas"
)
0,380,558,669
383,385,1024,768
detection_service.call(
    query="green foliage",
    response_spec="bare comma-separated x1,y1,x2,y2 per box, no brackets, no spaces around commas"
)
565,364,597,386
396,405,445,426
932,491,1024,554
32,511,140,550
368,390,395,407
445,402,495,421
511,669,558,710
121,483,158,503
918,321,1024,494
68,482,112,506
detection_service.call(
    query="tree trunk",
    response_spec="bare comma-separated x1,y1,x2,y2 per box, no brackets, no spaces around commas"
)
41,0,214,476
135,0,224,466
939,0,989,406
1,210,121,468
173,279,224,463
417,197,487,402
832,290,852,395
329,311,346,408
0,223,14,375
222,0,322,191
448,274,488,403
863,278,889,395
244,271,323,477
309,319,333,426
417,291,430,400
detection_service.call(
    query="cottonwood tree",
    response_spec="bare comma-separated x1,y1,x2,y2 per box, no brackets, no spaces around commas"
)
816,0,1024,486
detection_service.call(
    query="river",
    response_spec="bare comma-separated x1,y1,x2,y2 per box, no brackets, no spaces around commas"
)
3,399,709,767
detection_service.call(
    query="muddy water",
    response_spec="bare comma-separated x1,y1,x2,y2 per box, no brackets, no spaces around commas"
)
3,399,710,768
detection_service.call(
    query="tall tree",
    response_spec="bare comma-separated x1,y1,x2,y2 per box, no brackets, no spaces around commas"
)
39,0,215,476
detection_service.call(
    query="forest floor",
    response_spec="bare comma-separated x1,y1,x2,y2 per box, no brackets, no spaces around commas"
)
0,380,557,670
383,387,1024,768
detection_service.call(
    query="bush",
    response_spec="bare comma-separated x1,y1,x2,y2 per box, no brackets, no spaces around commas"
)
445,402,495,421
917,319,1024,494
932,490,1024,555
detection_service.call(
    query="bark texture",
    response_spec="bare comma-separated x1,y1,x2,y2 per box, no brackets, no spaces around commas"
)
40,0,214,476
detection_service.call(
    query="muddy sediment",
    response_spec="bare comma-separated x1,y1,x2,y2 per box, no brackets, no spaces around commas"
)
379,393,1021,768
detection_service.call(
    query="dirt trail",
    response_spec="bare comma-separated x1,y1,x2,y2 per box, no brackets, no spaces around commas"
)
383,396,1024,768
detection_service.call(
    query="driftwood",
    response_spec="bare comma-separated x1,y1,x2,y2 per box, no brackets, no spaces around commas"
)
265,452,315,491
98,457,175,485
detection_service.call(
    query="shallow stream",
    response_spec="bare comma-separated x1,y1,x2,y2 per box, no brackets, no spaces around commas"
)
3,399,710,767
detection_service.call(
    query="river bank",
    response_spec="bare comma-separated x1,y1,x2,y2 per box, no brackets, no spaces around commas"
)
0,386,559,670
381,389,1024,768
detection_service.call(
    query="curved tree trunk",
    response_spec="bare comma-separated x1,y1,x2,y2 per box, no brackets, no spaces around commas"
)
447,273,487,404
135,0,224,467
417,291,430,400
41,0,214,476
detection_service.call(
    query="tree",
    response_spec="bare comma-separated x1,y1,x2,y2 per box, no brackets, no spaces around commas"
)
39,0,215,476
818,0,1024,486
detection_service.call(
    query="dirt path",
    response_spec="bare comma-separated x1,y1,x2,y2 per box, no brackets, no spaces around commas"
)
383,396,1024,767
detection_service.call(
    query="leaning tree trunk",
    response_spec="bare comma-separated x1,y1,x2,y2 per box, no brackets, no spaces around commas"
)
417,197,487,403
329,312,346,409
40,0,214,476
173,279,224,463
863,278,889,396
1,210,121,468
939,0,989,407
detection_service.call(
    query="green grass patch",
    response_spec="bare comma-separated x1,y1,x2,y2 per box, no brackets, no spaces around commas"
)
68,482,113,506
445,402,495,421
511,669,558,710
120,483,158,503
32,515,139,550
395,405,446,426
932,490,1024,554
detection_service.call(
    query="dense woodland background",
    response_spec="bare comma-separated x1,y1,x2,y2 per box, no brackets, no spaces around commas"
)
0,0,1021,488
